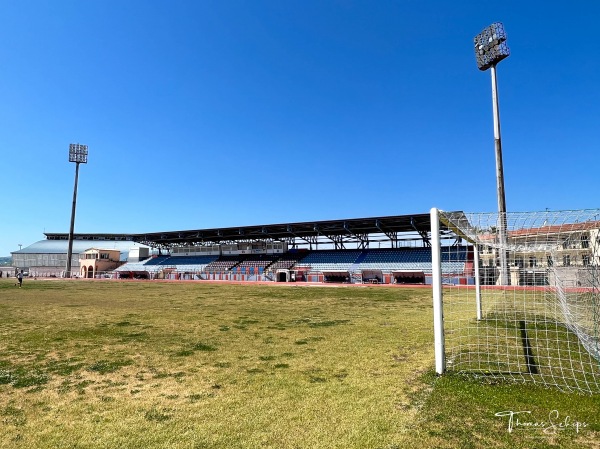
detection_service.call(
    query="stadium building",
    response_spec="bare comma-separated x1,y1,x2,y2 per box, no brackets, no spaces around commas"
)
12,213,471,283
11,211,598,285
10,233,150,278
479,219,600,286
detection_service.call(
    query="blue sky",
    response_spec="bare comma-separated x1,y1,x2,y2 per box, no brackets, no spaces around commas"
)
1,1,599,256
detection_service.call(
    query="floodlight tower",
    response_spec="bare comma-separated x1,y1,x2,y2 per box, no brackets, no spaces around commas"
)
65,143,88,278
474,22,510,285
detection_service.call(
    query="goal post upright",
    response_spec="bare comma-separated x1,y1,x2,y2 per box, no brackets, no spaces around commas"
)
430,207,445,375
474,243,482,320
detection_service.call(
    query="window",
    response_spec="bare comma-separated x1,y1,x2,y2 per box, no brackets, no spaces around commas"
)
547,255,554,267
583,254,590,266
581,234,589,249
100,253,109,260
529,257,537,268
563,255,571,267
515,258,524,268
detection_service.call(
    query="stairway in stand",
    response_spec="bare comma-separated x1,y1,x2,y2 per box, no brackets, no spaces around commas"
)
348,250,368,283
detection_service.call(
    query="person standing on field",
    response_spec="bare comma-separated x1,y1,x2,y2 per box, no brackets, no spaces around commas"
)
16,270,23,288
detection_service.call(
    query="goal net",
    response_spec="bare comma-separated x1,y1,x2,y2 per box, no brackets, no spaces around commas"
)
431,208,600,394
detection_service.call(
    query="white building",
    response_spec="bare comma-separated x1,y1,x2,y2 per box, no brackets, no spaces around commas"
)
11,233,151,277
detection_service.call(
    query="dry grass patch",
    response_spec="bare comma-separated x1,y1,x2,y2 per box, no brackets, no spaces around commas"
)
0,279,433,448
1,279,598,448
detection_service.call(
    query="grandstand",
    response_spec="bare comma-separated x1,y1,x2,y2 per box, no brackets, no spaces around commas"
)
107,214,473,284
12,213,474,284
114,246,471,284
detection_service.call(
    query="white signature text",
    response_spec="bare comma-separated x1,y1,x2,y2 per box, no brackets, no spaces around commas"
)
495,410,588,434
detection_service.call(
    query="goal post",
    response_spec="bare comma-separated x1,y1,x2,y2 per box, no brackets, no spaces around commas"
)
430,207,445,375
430,207,600,394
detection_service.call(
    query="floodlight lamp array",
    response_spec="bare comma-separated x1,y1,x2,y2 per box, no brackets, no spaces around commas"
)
474,22,510,71
69,143,88,164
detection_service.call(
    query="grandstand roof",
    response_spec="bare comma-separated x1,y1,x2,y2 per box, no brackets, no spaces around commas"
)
43,233,136,242
131,213,451,247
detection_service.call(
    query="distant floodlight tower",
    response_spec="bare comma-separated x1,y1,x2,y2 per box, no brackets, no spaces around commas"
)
65,143,88,278
474,22,510,285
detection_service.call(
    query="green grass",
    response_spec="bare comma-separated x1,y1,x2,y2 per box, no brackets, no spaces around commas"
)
0,279,598,448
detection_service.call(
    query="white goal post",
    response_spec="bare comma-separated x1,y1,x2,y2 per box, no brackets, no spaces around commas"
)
431,207,600,394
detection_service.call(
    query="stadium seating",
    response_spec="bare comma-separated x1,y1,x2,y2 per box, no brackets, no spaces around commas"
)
291,247,468,274
236,255,277,272
359,248,431,270
114,261,162,274
204,256,243,273
268,252,307,271
114,246,469,280
144,255,171,266
165,255,217,265
296,249,363,271
117,255,219,275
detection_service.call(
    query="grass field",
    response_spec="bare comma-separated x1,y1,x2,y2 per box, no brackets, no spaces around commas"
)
1,279,599,448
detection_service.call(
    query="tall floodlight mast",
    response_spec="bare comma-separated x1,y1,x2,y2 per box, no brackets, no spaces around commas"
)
66,143,88,278
474,22,510,285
